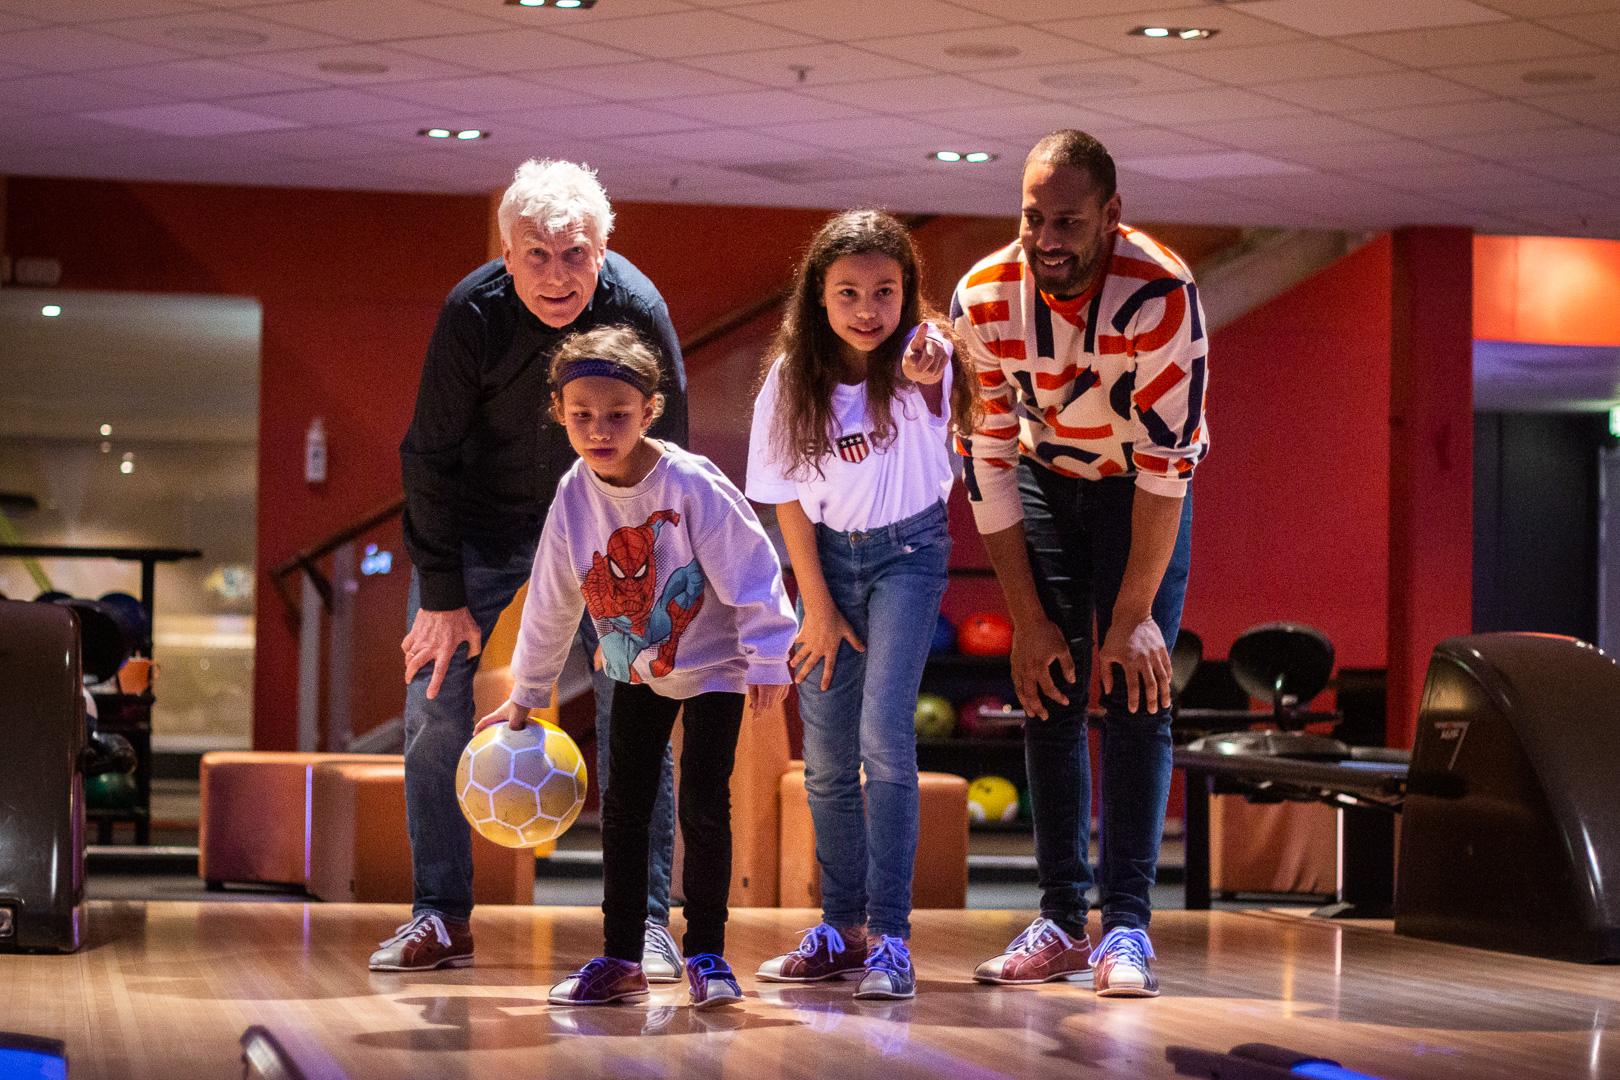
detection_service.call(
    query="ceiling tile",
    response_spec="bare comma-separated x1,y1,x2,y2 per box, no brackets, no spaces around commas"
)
1354,96,1570,137
97,57,329,98
1188,112,1390,150
372,74,600,113
390,28,638,72
0,11,48,32
967,57,1216,102
762,114,974,149
0,112,155,150
1341,20,1599,66
1539,10,1620,46
226,86,428,122
522,60,759,101
86,101,304,135
236,45,477,84
681,43,933,87
1526,89,1620,127
919,100,1134,141
738,0,1000,37
0,73,180,114
241,0,511,41
1517,149,1620,183
1470,0,1620,14
1090,85,1305,125
841,24,1110,72
212,124,430,159
1271,138,1474,170
1230,0,1509,35
1432,123,1620,160
428,0,690,26
1087,126,1230,158
946,0,1184,17
1039,7,1308,54
0,26,190,72
1341,160,1548,192
489,101,707,138
548,10,816,57
1147,38,1401,84
97,9,345,55
1437,56,1620,98
613,127,822,164
340,148,513,189
0,0,202,22
1258,71,1487,111
805,74,1039,114
1123,150,1315,179
653,88,869,126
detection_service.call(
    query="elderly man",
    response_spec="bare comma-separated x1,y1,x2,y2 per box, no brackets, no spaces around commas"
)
371,159,686,975
954,130,1208,998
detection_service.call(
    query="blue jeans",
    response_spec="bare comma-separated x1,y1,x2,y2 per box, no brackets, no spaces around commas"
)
1018,463,1193,933
402,541,675,923
796,501,951,940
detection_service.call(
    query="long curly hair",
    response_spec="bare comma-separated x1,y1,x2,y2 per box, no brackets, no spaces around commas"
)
763,209,979,481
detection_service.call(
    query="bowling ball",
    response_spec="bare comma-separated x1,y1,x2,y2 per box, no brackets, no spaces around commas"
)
913,692,957,739
85,770,139,812
957,694,1024,738
1017,785,1033,821
957,611,1013,656
457,719,587,849
967,775,1019,824
99,591,153,655
930,613,957,655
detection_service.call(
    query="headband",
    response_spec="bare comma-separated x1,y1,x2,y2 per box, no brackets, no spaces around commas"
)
554,358,655,394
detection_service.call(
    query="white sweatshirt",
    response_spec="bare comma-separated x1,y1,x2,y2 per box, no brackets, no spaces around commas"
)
509,442,796,706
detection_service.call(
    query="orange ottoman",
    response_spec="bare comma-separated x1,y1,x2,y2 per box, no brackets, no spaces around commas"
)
306,760,534,905
778,766,968,910
199,751,400,890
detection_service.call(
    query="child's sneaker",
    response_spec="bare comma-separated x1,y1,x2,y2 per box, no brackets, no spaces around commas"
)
686,953,743,1010
756,923,866,982
548,957,650,1006
1090,927,1159,998
642,919,684,984
973,917,1093,985
368,912,474,972
854,935,915,1000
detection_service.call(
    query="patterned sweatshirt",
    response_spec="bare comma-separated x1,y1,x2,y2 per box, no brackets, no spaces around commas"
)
509,443,796,706
951,225,1210,534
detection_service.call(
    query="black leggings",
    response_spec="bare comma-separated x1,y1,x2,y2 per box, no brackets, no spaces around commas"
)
600,682,744,961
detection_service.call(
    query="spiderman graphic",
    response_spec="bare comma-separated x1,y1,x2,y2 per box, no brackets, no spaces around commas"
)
581,509,705,683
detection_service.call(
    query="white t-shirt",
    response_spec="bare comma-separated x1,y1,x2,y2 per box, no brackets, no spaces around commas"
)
746,351,956,533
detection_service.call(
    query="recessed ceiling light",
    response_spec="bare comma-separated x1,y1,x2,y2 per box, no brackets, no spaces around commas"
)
41,304,61,317
455,129,483,140
1130,26,1218,41
419,128,488,140
164,25,270,46
930,150,997,164
318,59,390,75
120,460,135,475
100,424,112,436
506,0,597,7
944,42,1021,60
1521,69,1596,86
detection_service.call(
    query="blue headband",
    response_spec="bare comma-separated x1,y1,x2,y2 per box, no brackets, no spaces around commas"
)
555,358,655,393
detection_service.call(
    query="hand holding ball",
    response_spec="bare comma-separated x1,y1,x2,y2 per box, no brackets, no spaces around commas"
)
457,719,587,848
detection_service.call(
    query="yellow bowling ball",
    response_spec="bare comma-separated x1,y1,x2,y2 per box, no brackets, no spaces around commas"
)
967,775,1019,825
456,719,587,848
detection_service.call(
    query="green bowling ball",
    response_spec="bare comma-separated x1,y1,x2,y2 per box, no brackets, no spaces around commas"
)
1017,785,1034,821
85,770,139,812
913,693,957,739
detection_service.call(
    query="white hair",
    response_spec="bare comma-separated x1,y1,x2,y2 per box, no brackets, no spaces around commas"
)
497,158,614,250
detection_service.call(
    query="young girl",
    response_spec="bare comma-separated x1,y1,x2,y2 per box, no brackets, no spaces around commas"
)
479,325,795,1010
746,210,978,1000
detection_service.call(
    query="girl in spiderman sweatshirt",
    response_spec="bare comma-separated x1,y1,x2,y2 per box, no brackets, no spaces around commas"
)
478,324,795,1011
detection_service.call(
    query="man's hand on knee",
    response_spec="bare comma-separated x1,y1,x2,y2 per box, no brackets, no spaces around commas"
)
1011,615,1075,721
1098,617,1171,714
402,606,483,700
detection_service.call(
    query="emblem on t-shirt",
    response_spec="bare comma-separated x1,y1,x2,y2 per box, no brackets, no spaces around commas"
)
836,432,870,464
582,509,704,683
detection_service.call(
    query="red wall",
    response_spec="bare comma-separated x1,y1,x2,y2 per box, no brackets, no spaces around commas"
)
1184,236,1394,670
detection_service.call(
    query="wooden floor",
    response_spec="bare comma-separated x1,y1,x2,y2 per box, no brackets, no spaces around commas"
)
4,903,1619,1079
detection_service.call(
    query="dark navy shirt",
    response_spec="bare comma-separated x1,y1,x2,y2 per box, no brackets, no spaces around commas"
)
400,252,687,610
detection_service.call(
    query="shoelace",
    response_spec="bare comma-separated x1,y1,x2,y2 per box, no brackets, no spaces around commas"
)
644,921,681,963
379,913,450,950
1089,927,1154,968
864,935,911,974
1009,917,1074,955
796,923,849,958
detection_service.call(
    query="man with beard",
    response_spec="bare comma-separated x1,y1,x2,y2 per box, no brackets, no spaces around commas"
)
953,130,1208,998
